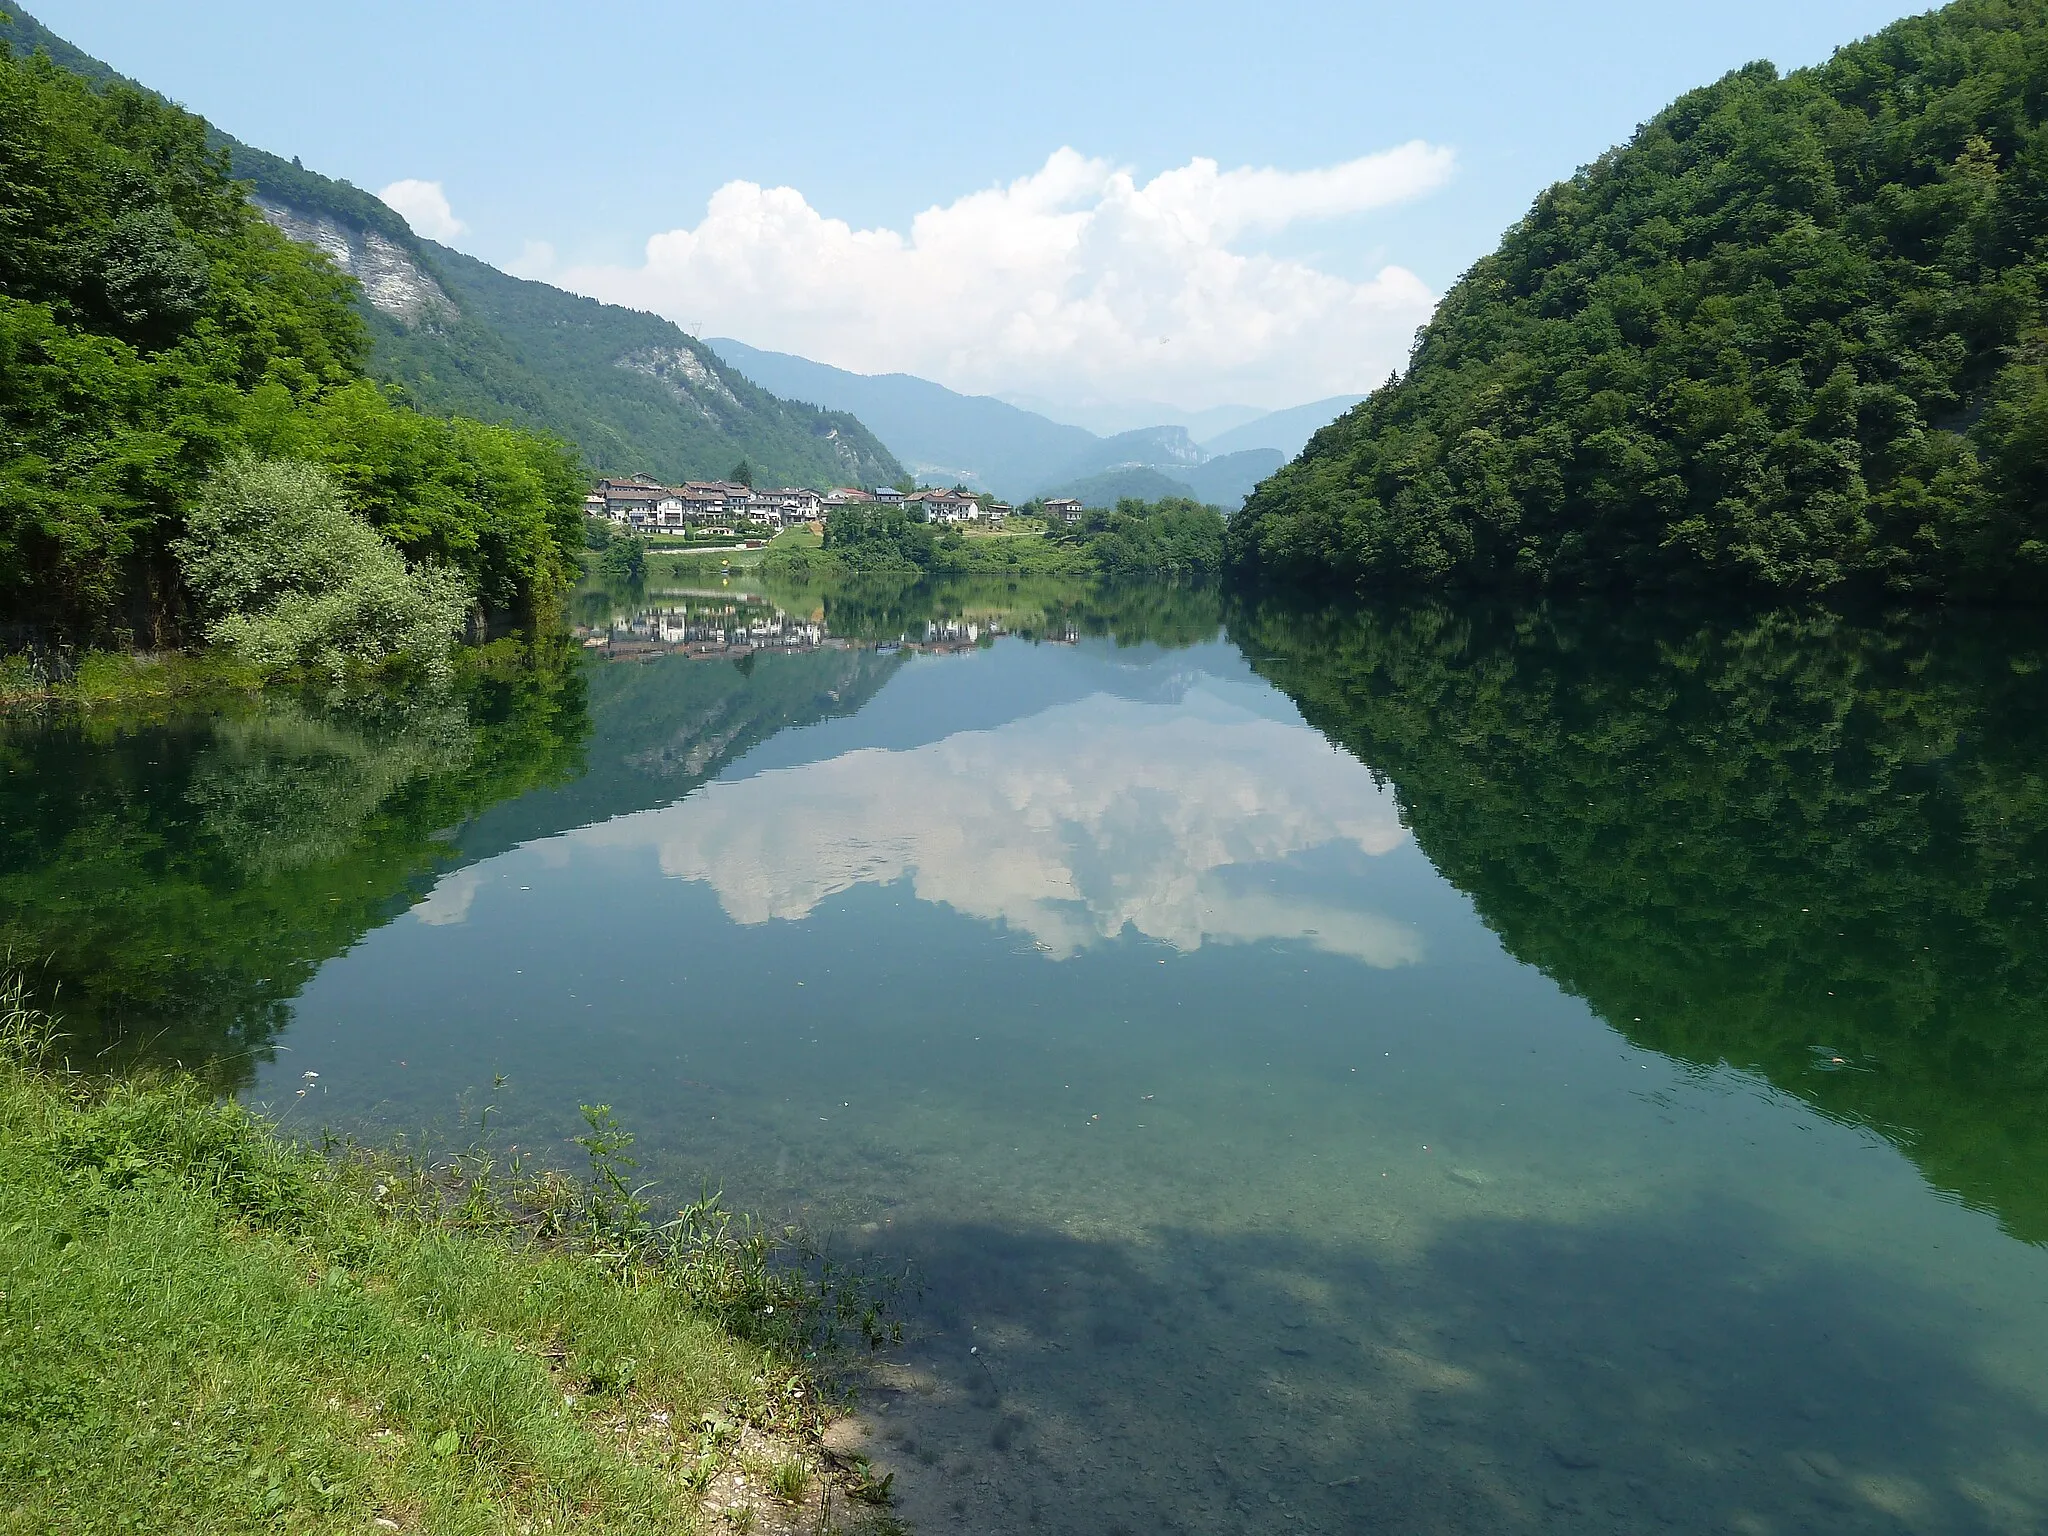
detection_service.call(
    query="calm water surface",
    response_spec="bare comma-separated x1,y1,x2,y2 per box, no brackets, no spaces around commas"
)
6,585,2046,1534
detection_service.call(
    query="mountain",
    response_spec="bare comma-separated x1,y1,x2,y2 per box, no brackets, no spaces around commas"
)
1040,425,1206,485
1043,451,1284,511
1181,450,1286,506
0,6,904,493
711,338,1293,507
1200,397,1367,458
999,393,1267,439
357,244,901,489
706,338,1093,495
1037,428,1284,510
1229,0,2048,602
1043,468,1200,507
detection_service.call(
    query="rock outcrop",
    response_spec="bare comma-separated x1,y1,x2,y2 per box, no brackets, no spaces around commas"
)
255,200,454,327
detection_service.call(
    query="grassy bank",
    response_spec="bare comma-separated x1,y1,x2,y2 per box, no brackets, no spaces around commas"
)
0,978,902,1535
0,649,270,710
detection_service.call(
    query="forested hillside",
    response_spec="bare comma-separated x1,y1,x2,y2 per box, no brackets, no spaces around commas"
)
1230,0,2048,601
0,6,905,495
380,243,902,490
0,41,579,647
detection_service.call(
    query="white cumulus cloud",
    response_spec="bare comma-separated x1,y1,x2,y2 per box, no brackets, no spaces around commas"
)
377,179,465,241
559,144,1453,409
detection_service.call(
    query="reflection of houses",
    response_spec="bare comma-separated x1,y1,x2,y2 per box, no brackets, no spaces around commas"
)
1043,497,1085,525
575,599,828,662
574,596,1019,665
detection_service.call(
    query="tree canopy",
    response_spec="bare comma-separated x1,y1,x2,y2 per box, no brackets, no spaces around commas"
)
1229,0,2048,601
0,44,580,642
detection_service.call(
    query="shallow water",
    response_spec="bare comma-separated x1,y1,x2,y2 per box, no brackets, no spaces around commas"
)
6,588,2048,1533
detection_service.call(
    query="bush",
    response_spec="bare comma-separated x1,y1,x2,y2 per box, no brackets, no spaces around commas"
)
175,456,473,679
597,532,646,584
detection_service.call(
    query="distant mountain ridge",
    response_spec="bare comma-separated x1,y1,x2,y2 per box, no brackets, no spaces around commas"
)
705,339,1096,496
0,6,905,491
709,338,1320,507
1202,396,1368,458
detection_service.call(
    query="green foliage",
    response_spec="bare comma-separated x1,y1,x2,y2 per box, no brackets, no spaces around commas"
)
820,504,938,573
1231,0,2048,600
597,531,646,585
0,992,902,1534
801,497,1221,583
176,456,473,679
0,42,579,640
1230,596,2048,1241
1059,497,1227,579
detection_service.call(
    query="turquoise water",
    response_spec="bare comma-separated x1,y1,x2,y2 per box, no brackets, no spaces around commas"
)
6,590,2047,1532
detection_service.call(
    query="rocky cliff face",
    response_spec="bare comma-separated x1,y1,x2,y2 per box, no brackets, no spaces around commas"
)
255,200,455,327
618,345,747,420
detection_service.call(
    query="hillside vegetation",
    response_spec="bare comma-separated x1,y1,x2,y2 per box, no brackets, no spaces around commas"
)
0,5,906,504
375,244,905,491
0,40,580,650
1230,0,2048,601
764,497,1225,582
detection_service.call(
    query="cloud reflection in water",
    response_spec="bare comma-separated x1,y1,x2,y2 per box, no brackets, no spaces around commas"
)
572,690,1421,965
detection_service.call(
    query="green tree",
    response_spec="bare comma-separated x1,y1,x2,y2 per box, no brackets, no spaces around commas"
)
729,459,755,488
1229,0,2048,602
174,456,472,679
0,44,580,642
598,533,646,585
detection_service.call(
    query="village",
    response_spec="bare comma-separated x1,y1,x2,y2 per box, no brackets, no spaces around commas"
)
587,473,1085,534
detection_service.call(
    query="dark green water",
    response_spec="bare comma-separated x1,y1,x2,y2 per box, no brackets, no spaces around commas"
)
5,585,2047,1534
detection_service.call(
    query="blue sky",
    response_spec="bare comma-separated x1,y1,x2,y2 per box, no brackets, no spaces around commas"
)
36,0,1926,409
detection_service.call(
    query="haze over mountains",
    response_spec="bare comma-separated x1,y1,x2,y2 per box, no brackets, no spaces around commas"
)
709,338,1361,506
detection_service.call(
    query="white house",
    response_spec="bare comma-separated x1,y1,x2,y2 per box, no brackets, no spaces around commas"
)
908,489,984,525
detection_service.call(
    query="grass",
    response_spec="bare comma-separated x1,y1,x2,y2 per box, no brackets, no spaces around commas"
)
0,648,268,709
0,975,903,1535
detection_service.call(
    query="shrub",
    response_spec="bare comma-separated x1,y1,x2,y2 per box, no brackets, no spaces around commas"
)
175,455,473,679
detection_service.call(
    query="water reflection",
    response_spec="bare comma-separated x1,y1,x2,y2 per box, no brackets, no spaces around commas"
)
0,645,587,1088
1230,598,2048,1245
7,581,2048,1534
574,688,1419,962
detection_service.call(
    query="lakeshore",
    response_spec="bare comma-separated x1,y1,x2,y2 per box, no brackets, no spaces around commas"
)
7,582,2048,1534
0,975,906,1536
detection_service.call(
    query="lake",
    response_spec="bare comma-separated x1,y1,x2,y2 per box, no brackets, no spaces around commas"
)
5,579,2047,1534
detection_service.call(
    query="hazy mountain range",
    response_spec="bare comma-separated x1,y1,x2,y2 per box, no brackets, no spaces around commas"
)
709,339,1361,507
